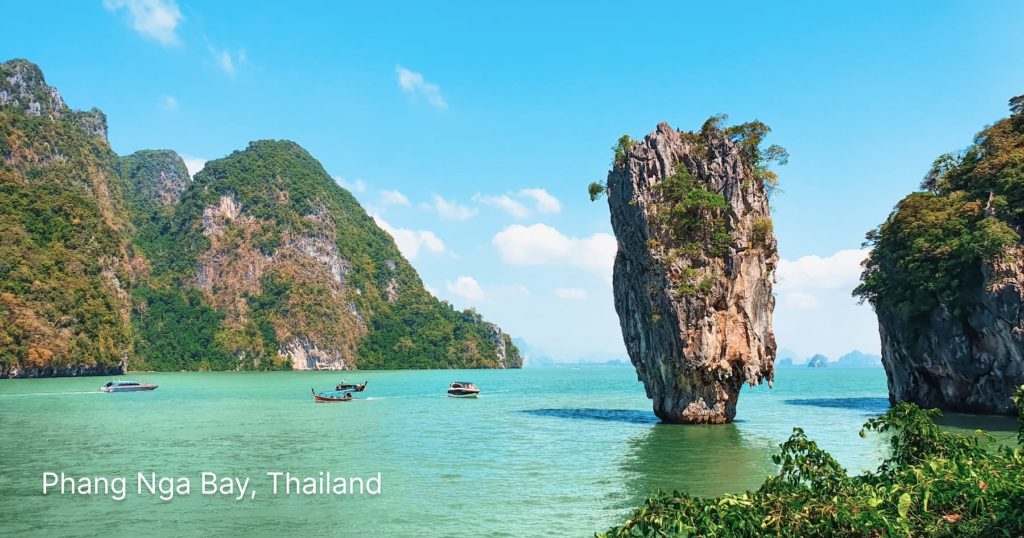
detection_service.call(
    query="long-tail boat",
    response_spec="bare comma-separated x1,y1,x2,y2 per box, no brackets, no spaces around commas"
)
335,380,368,392
312,388,354,403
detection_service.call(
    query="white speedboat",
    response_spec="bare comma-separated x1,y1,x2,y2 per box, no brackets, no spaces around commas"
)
100,380,158,393
447,382,479,398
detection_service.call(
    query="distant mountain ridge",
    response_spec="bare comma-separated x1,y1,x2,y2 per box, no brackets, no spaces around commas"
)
775,350,882,368
834,350,883,368
0,59,520,376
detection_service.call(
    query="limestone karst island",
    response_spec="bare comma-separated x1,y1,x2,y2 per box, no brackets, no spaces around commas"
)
2,2,1024,537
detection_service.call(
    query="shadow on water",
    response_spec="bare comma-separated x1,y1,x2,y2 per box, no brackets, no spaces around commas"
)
614,423,777,511
784,397,890,414
937,412,1019,433
521,408,659,425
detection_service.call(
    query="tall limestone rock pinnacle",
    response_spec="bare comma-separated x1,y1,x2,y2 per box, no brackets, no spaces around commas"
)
605,120,779,424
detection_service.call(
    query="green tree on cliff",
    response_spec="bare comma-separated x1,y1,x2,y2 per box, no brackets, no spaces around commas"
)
855,96,1024,324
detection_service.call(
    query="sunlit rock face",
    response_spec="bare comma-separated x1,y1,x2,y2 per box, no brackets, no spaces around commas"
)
607,122,777,424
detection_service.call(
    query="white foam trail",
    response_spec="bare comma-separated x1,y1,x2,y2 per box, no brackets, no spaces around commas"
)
362,394,438,401
0,391,103,397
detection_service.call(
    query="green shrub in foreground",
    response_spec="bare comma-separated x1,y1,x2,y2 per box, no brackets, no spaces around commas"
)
601,387,1024,537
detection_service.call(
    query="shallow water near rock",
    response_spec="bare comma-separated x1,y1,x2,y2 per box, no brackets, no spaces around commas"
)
0,367,1013,537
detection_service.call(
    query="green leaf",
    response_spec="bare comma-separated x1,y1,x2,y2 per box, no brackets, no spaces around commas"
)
898,492,912,519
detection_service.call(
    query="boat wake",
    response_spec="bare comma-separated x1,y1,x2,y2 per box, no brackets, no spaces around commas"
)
363,394,432,401
0,391,103,397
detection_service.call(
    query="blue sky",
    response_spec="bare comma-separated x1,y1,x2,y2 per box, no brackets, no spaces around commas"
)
4,1,1023,362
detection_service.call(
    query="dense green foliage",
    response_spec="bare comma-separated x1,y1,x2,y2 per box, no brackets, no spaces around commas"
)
602,387,1024,537
855,97,1024,324
359,301,512,369
653,166,731,258
130,286,232,371
612,135,634,166
716,115,789,191
0,60,132,372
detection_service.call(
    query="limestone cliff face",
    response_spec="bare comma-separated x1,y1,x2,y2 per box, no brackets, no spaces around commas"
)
1,59,108,138
0,59,66,117
876,246,1024,415
194,191,364,370
607,122,777,424
490,326,519,369
858,100,1024,415
0,59,131,378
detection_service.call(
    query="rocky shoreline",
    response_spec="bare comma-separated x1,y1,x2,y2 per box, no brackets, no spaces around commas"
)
1,364,125,379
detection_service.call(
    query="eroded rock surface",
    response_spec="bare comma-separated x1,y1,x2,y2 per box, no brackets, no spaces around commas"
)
607,122,778,424
195,193,364,370
878,245,1024,415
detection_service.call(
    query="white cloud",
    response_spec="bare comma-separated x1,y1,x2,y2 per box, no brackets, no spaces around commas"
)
378,190,411,207
210,46,247,77
335,177,367,193
180,155,206,178
433,194,477,220
518,188,561,214
474,194,530,218
373,216,445,260
773,248,880,357
492,223,617,282
472,188,562,219
395,65,447,109
103,0,183,46
216,50,234,76
776,249,869,291
446,276,485,301
553,287,588,300
161,95,179,111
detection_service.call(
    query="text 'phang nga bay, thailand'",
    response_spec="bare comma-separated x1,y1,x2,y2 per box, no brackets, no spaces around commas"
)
2,2,1024,537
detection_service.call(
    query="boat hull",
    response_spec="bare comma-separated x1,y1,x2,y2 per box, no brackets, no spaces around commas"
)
447,391,479,398
312,388,353,403
314,395,352,403
100,384,158,393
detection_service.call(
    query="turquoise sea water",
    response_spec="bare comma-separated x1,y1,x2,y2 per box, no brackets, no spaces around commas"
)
0,367,1015,537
